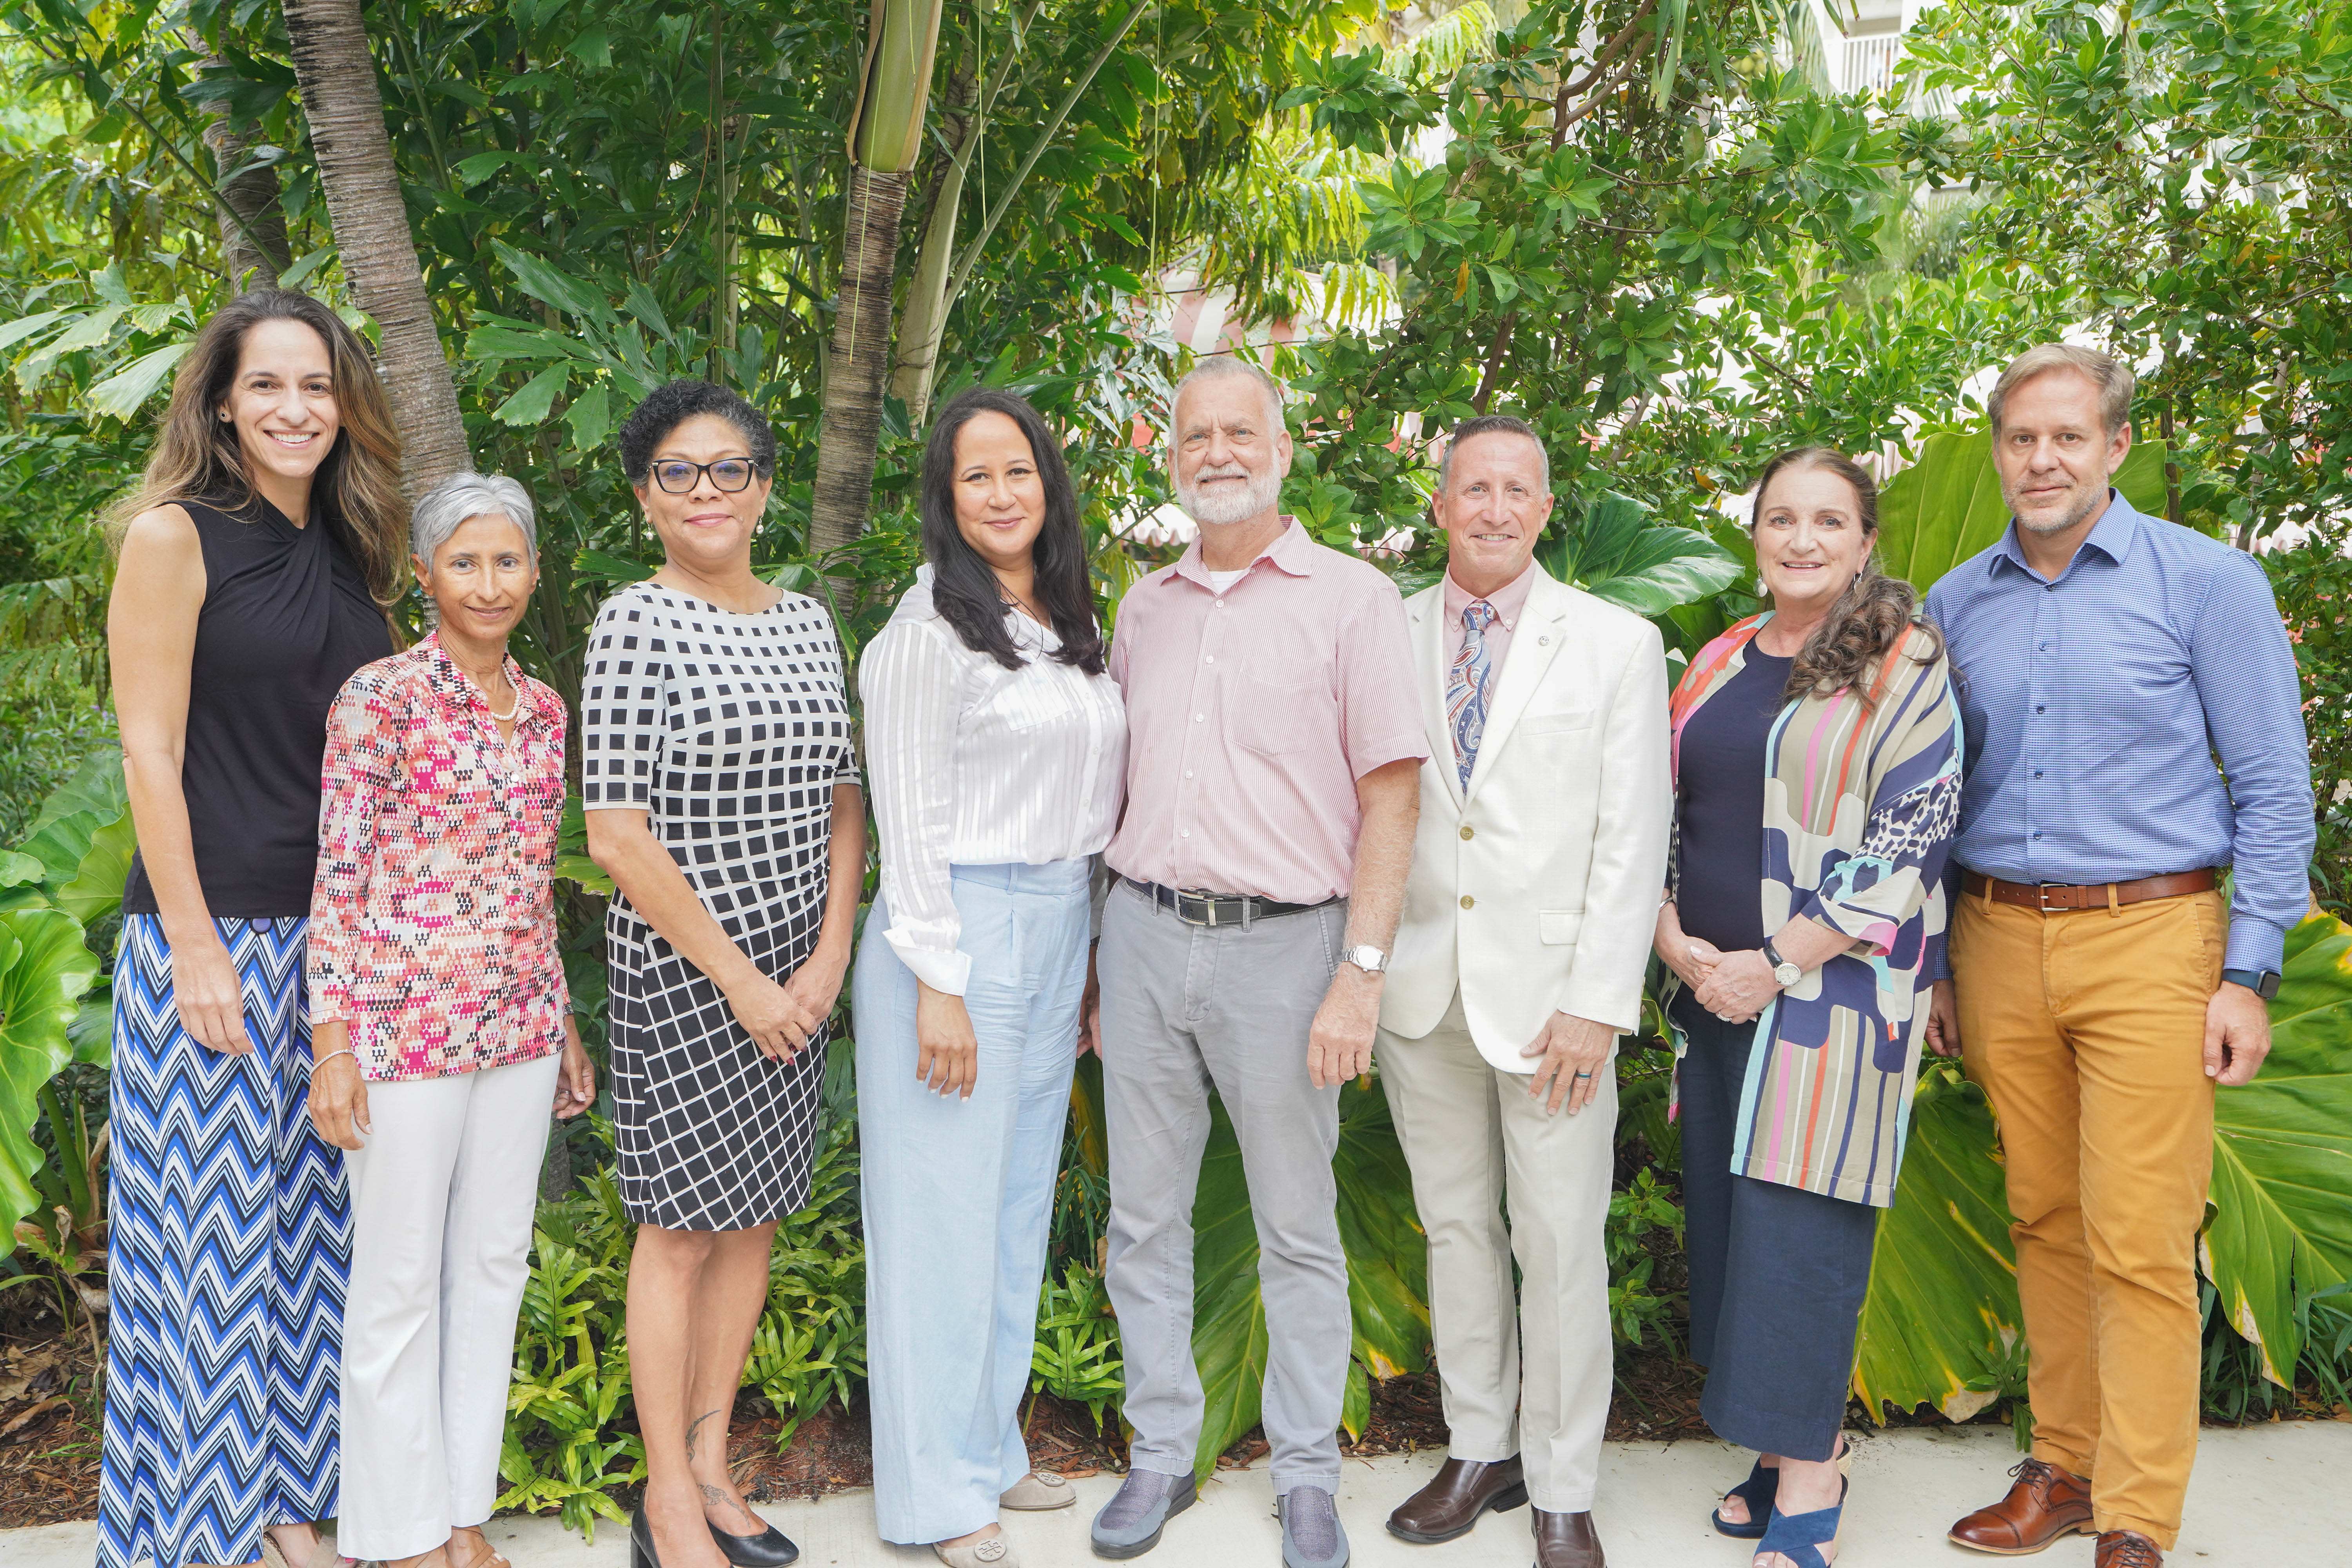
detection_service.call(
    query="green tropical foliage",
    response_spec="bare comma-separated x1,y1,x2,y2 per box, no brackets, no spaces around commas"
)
1850,1065,2022,1428
2203,916,2352,1386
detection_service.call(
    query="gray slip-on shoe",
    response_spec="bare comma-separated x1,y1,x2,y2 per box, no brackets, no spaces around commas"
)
1090,1468,1198,1559
1278,1486,1350,1568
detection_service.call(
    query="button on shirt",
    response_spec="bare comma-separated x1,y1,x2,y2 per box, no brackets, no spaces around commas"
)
309,636,570,1080
1105,518,1429,903
1925,493,2314,971
861,568,1127,995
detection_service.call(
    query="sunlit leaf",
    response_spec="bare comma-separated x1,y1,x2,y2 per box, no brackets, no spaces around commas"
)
86,341,194,420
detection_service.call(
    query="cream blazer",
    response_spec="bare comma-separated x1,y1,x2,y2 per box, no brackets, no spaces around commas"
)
1381,566,1673,1069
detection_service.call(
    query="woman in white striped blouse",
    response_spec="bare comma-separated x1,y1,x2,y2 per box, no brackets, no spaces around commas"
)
851,387,1126,1568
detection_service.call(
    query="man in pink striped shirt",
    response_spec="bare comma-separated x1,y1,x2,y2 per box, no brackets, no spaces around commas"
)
1087,359,1426,1568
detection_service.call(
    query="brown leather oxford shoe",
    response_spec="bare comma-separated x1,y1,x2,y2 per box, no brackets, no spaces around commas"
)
2094,1531,2163,1568
1385,1456,1529,1543
1947,1457,2095,1554
1530,1508,1605,1568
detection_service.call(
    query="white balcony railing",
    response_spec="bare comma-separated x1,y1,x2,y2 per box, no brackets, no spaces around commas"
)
1842,33,1904,96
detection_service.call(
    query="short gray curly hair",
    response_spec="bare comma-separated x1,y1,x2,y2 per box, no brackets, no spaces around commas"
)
412,471,538,570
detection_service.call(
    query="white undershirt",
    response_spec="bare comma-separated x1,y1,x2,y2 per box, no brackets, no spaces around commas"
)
861,568,1128,995
1205,567,1250,592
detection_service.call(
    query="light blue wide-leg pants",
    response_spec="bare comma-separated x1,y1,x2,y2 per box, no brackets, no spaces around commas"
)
853,858,1091,1545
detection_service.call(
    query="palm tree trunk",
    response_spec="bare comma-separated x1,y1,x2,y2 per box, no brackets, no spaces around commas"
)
807,0,943,555
282,0,471,490
810,163,911,556
196,60,292,294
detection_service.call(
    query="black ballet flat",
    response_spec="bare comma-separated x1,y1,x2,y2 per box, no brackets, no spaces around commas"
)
709,1517,800,1567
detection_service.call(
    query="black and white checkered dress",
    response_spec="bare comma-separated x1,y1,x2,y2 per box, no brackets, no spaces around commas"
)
580,582,858,1230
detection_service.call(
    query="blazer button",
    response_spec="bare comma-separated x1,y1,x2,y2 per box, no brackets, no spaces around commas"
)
1460,895,1475,910
1459,825,1474,840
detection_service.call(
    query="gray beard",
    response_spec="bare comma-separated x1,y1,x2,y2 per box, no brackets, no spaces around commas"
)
1178,465,1282,528
2010,483,2109,537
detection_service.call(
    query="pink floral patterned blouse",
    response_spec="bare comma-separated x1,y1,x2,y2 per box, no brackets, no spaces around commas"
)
309,635,570,1081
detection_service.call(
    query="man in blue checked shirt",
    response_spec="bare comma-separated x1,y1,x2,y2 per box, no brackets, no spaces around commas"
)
1924,345,2314,1568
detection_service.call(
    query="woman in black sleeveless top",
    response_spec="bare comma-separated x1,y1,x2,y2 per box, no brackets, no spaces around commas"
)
101,292,407,1568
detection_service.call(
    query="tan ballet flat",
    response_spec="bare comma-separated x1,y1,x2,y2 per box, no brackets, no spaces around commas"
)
1000,1470,1076,1510
932,1533,1014,1567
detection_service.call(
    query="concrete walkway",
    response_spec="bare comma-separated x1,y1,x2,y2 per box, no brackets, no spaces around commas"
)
11,1422,2338,1568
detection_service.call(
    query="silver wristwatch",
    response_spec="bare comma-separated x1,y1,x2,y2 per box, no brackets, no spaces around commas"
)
1341,944,1390,975
1762,938,1802,989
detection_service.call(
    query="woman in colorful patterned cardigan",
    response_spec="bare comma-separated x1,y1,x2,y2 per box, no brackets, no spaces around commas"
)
306,472,596,1568
1653,447,1961,1568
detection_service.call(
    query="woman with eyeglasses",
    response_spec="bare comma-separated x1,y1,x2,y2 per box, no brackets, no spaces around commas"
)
580,381,865,1568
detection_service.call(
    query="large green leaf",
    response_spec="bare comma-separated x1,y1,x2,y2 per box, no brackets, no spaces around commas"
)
2201,914,2352,1383
1542,492,1742,617
13,751,134,922
1185,1077,1428,1476
1851,1063,2023,1422
1875,428,2173,593
0,907,102,1236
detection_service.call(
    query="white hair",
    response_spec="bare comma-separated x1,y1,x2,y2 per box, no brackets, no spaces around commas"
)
1169,358,1287,437
412,471,538,569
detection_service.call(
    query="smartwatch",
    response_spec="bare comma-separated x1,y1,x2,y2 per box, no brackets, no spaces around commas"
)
2221,967,2281,1002
1761,938,1802,989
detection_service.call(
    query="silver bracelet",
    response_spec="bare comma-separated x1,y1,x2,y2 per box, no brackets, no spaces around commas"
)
312,1047,358,1071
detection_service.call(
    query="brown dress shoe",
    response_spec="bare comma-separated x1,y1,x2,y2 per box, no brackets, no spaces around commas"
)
2095,1532,2163,1568
1531,1509,1605,1568
1386,1456,1529,1543
1947,1457,2095,1554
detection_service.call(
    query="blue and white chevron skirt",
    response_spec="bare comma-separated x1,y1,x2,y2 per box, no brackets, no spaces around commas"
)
100,915,347,1568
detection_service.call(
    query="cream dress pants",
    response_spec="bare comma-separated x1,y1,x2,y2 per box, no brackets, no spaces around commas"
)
1375,991,1617,1513
340,1052,561,1559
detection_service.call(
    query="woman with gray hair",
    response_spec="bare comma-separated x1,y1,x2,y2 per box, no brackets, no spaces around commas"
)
308,470,596,1568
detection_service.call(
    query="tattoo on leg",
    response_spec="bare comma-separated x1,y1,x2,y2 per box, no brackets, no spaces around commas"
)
684,1408,719,1462
700,1483,757,1527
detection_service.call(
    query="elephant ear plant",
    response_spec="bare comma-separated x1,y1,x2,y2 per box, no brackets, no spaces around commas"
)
1,752,125,1358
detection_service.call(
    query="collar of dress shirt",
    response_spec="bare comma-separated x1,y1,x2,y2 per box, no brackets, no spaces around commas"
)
423,632,552,731
1989,487,2139,583
1167,515,1313,591
1441,557,1538,632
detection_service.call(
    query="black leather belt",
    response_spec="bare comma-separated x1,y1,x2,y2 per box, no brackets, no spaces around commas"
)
1124,878,1338,929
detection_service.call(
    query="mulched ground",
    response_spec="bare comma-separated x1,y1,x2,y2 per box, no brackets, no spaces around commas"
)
0,1292,104,1530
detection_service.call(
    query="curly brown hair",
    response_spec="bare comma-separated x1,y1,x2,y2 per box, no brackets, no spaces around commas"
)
1749,446,1943,708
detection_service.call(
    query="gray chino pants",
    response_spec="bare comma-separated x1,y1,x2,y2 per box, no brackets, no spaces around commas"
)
1097,880,1350,1494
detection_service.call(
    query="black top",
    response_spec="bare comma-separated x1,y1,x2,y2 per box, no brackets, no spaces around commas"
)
122,494,392,919
1674,648,1794,957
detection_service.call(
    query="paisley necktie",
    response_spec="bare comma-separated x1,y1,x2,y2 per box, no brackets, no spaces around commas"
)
1447,600,1499,789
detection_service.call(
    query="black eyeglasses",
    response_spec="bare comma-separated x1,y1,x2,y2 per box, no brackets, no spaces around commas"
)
651,459,757,494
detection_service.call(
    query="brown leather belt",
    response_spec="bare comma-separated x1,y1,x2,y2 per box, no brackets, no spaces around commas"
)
1960,867,2216,913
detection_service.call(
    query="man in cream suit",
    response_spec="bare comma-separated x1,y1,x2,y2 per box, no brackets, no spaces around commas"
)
1377,415,1671,1568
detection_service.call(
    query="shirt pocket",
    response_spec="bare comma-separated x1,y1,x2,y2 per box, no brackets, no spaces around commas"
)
988,664,1079,733
1232,671,1323,758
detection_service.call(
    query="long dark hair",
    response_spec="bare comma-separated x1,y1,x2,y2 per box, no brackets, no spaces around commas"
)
919,387,1104,674
1749,445,1942,709
107,290,408,606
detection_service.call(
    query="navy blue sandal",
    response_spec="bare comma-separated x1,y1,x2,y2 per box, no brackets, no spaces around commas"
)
1752,1475,1847,1568
1711,1456,1777,1539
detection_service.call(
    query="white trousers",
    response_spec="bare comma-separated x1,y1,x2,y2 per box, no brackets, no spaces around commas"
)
340,1053,560,1559
1374,991,1617,1512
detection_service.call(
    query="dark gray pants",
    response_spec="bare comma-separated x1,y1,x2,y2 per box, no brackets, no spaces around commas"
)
1676,999,1879,1461
1097,881,1349,1495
